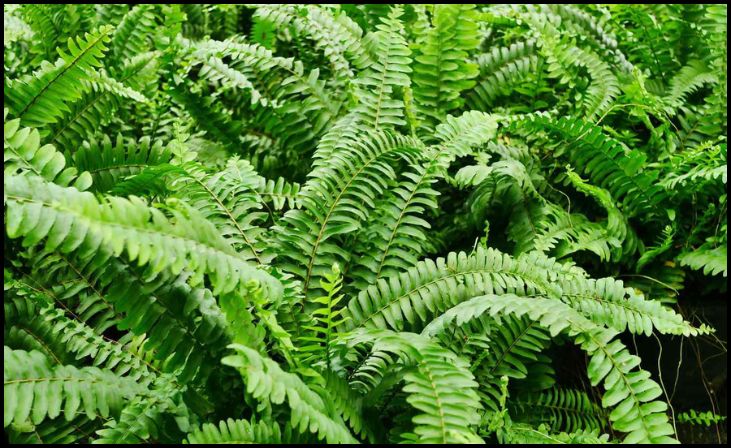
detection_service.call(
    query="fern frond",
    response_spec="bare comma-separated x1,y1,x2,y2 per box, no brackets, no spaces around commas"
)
222,344,358,443
343,247,562,333
4,115,91,190
5,25,113,128
296,264,349,368
4,174,282,300
255,176,301,212
678,243,727,277
467,40,541,111
92,381,188,444
185,418,285,444
275,130,421,298
518,115,666,217
169,158,269,264
47,55,156,149
351,6,412,130
510,387,607,433
252,4,371,80
108,5,157,67
5,294,156,385
342,330,484,443
677,409,726,427
410,4,480,130
348,159,442,290
560,277,710,336
72,134,172,193
4,347,146,428
473,295,678,443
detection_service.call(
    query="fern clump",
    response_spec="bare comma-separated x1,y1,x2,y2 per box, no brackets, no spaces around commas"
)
3,3,726,445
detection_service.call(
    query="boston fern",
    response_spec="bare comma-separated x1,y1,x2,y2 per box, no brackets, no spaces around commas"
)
3,4,726,445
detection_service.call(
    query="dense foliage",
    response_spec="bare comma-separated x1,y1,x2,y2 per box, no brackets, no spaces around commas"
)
3,3,727,444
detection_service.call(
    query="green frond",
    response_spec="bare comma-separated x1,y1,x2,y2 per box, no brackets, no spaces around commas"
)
319,370,378,442
661,142,727,191
4,347,146,428
92,382,189,444
663,60,718,114
348,159,442,290
426,293,678,443
410,4,480,130
342,330,484,443
498,422,611,444
20,5,97,65
168,158,269,264
275,130,421,299
13,246,230,382
4,114,91,190
252,4,371,80
5,294,155,385
432,110,498,157
47,54,157,149
2,5,724,445
295,264,349,367
108,5,157,67
457,294,679,443
677,409,726,427
352,6,412,130
255,176,301,212
5,25,114,128
421,296,553,412
467,40,541,111
541,38,620,120
678,243,727,277
166,83,244,153
343,246,562,333
510,387,607,433
7,413,100,444
72,134,172,193
185,418,285,444
543,4,632,72
222,344,358,443
4,174,282,300
518,115,666,217
559,276,710,336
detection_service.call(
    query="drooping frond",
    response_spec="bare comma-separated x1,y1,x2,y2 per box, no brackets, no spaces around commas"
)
467,40,541,112
510,387,607,433
559,276,710,336
107,5,157,67
342,330,483,443
517,115,666,217
222,344,358,443
4,174,282,300
72,134,172,193
185,418,288,444
343,247,562,333
427,294,678,443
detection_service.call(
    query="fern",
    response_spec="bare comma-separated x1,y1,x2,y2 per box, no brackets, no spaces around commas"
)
410,4,480,130
510,387,607,433
3,5,725,445
5,25,114,127
4,347,146,427
351,6,412,130
4,174,282,300
222,344,357,443
677,409,726,427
